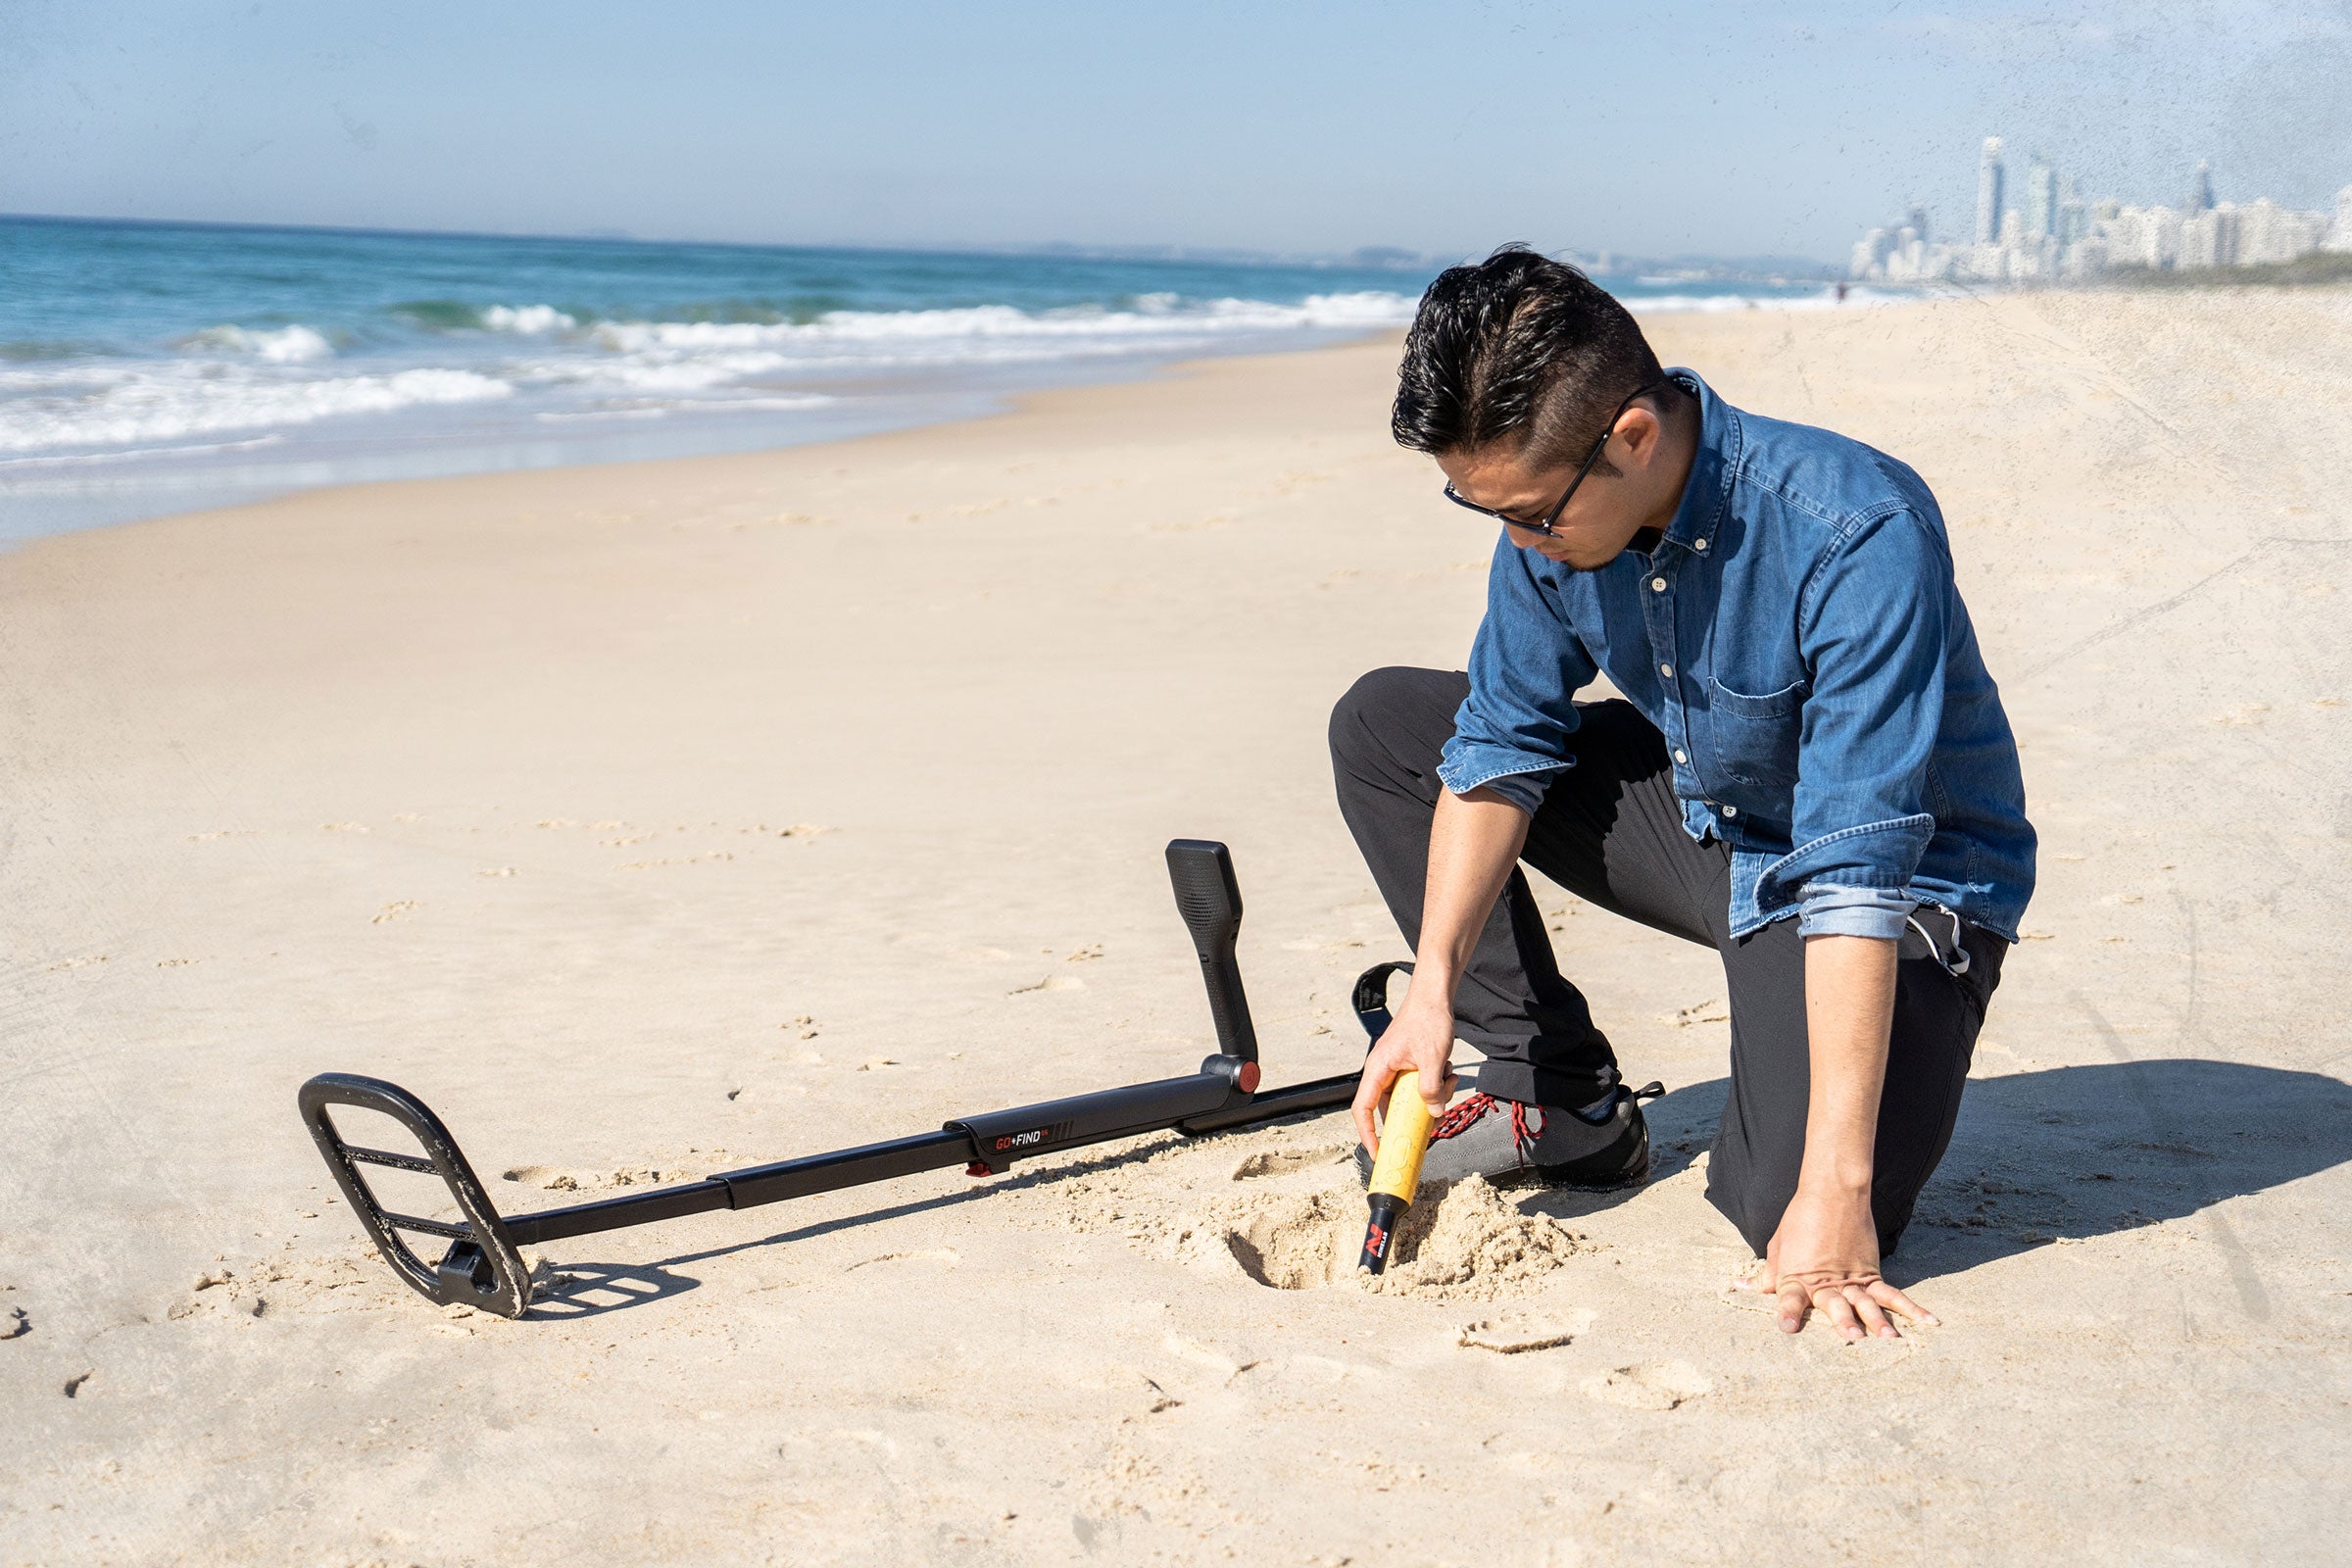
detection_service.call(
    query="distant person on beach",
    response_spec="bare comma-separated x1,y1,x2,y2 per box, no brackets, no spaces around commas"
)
1331,245,2034,1341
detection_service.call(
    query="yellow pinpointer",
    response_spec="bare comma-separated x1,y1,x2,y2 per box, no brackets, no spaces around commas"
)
1357,1069,1439,1275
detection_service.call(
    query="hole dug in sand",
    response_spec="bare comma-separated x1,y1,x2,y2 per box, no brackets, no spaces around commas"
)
1225,1190,1354,1289
1215,1175,1595,1300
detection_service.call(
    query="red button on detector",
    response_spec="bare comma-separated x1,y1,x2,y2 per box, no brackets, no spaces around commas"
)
1238,1061,1261,1094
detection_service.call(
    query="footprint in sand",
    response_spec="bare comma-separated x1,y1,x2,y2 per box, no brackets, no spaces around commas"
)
844,1249,957,1273
1583,1360,1712,1410
1456,1309,1596,1354
1006,975,1085,997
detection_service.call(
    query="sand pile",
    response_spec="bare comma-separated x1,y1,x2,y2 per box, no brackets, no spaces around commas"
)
1030,1132,1597,1300
1354,1175,1596,1299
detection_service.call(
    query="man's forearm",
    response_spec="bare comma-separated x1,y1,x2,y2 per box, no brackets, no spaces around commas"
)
1796,933,1900,1194
1409,786,1533,1007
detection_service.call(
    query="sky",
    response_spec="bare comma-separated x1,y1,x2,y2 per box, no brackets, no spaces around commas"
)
3,0,2350,263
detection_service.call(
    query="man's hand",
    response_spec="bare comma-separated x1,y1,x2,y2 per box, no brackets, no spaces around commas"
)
1738,1184,1938,1339
1350,992,1458,1158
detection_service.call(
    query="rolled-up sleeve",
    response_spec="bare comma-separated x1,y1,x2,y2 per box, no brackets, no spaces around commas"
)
1759,508,1947,938
1436,535,1597,812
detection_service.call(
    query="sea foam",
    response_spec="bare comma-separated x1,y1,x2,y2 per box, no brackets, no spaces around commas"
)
0,281,1424,460
480,305,578,333
180,323,337,362
0,365,513,453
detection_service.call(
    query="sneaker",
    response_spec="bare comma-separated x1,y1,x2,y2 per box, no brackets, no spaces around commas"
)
1354,1080,1664,1192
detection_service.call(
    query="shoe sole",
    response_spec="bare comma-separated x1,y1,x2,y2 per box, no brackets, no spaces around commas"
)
1524,1157,1650,1193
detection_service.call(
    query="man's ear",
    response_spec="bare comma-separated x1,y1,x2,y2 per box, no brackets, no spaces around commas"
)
1619,406,1664,466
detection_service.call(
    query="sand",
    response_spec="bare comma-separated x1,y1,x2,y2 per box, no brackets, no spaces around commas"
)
3,288,2350,1564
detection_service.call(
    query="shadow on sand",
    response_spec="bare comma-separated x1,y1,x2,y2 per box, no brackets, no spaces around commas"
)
1526,1057,2352,1288
528,1111,1328,1317
529,1057,2352,1315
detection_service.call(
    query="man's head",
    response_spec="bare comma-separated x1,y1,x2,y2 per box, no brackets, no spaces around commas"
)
1393,245,1690,569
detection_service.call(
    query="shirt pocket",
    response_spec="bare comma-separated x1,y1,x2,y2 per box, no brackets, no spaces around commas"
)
1704,675,1808,788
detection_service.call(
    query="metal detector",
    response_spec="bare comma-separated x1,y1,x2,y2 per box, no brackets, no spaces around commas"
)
299,839,1402,1319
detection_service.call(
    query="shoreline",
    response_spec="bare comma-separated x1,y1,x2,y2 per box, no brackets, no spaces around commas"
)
0,327,1409,548
0,275,1905,551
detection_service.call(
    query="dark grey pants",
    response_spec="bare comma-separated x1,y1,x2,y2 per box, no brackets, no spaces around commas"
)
1328,666,2006,1256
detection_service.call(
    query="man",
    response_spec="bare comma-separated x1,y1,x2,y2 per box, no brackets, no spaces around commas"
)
1332,247,2034,1340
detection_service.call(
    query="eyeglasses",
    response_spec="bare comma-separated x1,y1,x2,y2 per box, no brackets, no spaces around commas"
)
1442,377,1669,538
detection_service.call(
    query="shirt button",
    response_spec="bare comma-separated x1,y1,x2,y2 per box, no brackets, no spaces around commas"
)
1650,577,1667,592
1693,538,1709,552
1673,749,1689,764
1722,804,1738,817
1659,662,1674,678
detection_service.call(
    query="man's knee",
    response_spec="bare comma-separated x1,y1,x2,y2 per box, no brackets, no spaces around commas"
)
1328,664,1452,767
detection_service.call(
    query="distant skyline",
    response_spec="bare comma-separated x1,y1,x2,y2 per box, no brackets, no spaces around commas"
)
1852,135,2352,283
4,0,2350,263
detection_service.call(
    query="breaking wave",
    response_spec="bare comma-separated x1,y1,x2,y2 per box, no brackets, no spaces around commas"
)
177,323,337,362
0,362,513,453
0,292,1416,456
480,304,577,333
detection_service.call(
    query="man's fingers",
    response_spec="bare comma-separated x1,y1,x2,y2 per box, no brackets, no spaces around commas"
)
1351,1062,1394,1157
1419,1069,1459,1116
1867,1279,1940,1328
1848,1288,1896,1339
1774,1280,1809,1334
1815,1287,1867,1342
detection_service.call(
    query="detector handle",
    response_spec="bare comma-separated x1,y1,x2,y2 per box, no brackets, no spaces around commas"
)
1164,839,1258,1065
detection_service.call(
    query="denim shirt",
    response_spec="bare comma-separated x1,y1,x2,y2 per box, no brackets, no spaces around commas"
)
1438,368,2035,943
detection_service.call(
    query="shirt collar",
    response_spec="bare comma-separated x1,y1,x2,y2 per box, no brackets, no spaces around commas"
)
1655,367,1737,556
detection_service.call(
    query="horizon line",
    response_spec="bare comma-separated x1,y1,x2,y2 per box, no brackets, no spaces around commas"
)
0,209,1840,274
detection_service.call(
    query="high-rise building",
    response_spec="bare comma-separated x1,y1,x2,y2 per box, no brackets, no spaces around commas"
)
2186,161,2216,216
1850,226,1893,279
2328,185,2352,253
1906,202,1931,245
1977,137,2005,245
2026,155,2056,240
2055,173,2087,245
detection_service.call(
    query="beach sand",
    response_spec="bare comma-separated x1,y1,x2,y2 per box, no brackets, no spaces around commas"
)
3,289,2349,1564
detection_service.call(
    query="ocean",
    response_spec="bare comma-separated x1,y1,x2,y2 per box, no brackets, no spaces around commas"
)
0,216,1847,542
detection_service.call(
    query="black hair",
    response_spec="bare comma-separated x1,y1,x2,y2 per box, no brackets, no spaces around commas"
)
1391,244,1664,470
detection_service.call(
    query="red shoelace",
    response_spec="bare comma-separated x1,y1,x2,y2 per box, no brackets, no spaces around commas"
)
1428,1091,1544,1149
